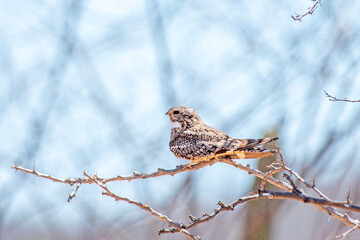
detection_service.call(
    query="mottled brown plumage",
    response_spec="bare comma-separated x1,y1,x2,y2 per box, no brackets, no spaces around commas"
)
166,106,278,163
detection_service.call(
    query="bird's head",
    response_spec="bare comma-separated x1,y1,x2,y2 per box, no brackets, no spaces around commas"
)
165,106,202,130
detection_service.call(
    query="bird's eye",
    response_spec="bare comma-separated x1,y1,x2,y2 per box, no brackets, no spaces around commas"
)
173,110,179,114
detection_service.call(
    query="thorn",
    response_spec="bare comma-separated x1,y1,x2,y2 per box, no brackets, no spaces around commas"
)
311,176,316,187
189,215,196,221
347,186,352,204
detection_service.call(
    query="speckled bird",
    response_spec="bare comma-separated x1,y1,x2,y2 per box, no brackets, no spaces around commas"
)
166,106,278,163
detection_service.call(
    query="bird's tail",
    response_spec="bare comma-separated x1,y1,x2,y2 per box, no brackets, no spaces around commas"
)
237,137,279,149
214,137,279,159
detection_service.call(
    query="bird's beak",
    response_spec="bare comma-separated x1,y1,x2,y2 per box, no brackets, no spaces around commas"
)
165,110,170,115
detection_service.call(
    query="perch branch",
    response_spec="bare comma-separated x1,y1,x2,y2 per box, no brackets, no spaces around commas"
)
13,158,221,185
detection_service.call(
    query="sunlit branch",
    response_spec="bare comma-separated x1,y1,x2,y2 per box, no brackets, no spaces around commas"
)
84,172,200,240
160,191,360,234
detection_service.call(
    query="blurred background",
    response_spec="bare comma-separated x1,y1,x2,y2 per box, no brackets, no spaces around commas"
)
1,0,360,239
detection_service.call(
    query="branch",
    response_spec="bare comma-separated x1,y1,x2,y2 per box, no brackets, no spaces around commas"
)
12,165,89,185
161,147,360,236
292,0,321,21
67,182,82,202
13,158,221,185
13,149,360,238
259,143,285,191
159,194,265,234
285,166,332,201
97,158,221,183
336,224,360,239
220,158,293,191
160,190,360,235
324,90,360,103
83,172,200,240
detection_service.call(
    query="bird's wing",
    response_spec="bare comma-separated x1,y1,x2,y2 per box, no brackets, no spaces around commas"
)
212,137,278,160
214,149,274,159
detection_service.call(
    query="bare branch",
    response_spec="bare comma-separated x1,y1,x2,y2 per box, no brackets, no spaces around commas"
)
336,224,359,239
12,165,88,185
13,158,292,195
220,159,293,191
12,158,221,185
161,190,360,234
259,143,285,191
292,0,321,21
13,150,360,238
283,173,302,193
159,194,265,235
83,172,200,240
97,158,221,183
285,166,333,201
68,182,82,202
324,90,360,103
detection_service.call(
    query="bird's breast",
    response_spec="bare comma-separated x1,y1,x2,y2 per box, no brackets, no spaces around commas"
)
170,121,182,129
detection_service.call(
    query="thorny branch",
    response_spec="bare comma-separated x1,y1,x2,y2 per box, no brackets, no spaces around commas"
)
292,0,321,22
324,90,360,103
12,147,360,239
84,172,200,240
285,166,332,201
12,158,221,185
159,191,360,235
259,143,285,191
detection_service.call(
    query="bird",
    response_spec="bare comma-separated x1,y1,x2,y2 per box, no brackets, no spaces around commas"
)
165,106,278,164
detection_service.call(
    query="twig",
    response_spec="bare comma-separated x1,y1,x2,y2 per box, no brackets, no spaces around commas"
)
347,186,352,204
220,158,293,191
12,165,88,185
68,182,81,202
285,166,332,201
292,0,321,21
324,210,360,234
283,173,302,193
324,90,360,103
83,172,200,240
336,224,359,239
259,143,285,191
